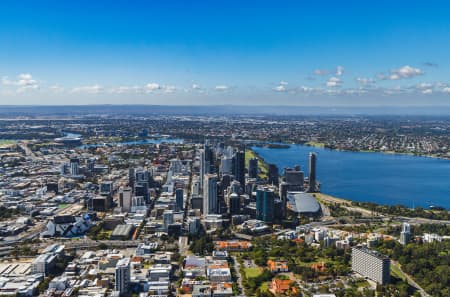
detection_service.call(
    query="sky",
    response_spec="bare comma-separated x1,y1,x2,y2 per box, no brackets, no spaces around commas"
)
1,0,450,106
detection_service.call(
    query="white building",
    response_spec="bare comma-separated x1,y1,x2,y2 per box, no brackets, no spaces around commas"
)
351,247,390,285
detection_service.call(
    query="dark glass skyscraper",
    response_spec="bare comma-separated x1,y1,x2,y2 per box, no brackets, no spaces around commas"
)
175,188,184,211
248,157,258,179
233,150,245,189
256,187,275,222
308,152,317,192
268,163,279,186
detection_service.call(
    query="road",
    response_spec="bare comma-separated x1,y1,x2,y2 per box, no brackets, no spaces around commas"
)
18,141,36,159
392,261,430,297
231,256,244,295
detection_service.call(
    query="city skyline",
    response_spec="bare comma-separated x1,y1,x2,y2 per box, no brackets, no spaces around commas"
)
1,1,450,105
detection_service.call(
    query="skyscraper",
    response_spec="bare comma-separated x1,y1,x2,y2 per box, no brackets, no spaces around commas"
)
284,167,304,191
119,187,132,213
268,163,279,186
256,187,275,222
308,152,317,192
69,157,80,176
233,150,245,190
163,210,174,231
220,155,233,175
203,174,218,215
228,192,241,215
248,158,258,179
115,258,130,296
200,143,213,189
175,188,184,211
400,222,411,245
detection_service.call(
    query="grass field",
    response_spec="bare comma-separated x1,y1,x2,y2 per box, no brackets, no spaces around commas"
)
0,140,16,148
244,267,262,278
305,141,326,148
260,282,270,292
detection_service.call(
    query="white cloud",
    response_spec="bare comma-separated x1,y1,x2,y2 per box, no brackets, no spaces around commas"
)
145,83,161,92
336,66,344,76
192,84,201,90
215,85,229,91
2,73,39,92
422,89,433,94
442,87,450,93
415,83,433,90
111,86,143,94
279,81,288,85
356,77,374,85
273,85,286,92
326,77,342,87
314,69,329,76
71,84,104,94
163,85,176,93
49,85,64,93
388,65,423,80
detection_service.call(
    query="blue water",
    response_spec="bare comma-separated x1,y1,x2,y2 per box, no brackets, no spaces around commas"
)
252,145,450,209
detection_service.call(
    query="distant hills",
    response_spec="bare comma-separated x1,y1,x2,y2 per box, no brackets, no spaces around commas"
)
2,105,450,117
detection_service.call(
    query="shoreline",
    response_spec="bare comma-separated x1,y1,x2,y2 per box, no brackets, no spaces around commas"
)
300,142,450,161
252,140,450,161
247,147,449,213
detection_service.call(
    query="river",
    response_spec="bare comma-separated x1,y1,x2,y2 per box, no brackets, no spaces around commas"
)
252,144,450,209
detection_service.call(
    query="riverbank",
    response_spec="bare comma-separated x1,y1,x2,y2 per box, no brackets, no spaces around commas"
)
303,142,449,161
314,192,449,221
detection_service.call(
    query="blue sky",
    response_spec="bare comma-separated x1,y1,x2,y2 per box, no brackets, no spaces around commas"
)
1,0,450,105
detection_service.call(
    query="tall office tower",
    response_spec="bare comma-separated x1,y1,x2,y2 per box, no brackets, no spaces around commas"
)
352,247,390,285
256,187,275,222
233,151,245,190
100,181,114,209
248,158,258,179
284,167,304,191
229,193,241,215
220,156,233,175
119,187,132,213
135,183,149,203
175,188,184,211
188,217,200,235
115,258,130,296
135,168,153,186
268,163,279,186
135,169,153,202
87,158,95,173
203,174,218,215
221,174,232,191
400,222,411,245
163,210,174,231
279,181,288,217
128,168,135,189
200,144,213,188
308,152,317,192
69,157,80,176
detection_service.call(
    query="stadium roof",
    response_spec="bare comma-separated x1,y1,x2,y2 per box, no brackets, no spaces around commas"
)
287,192,321,214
